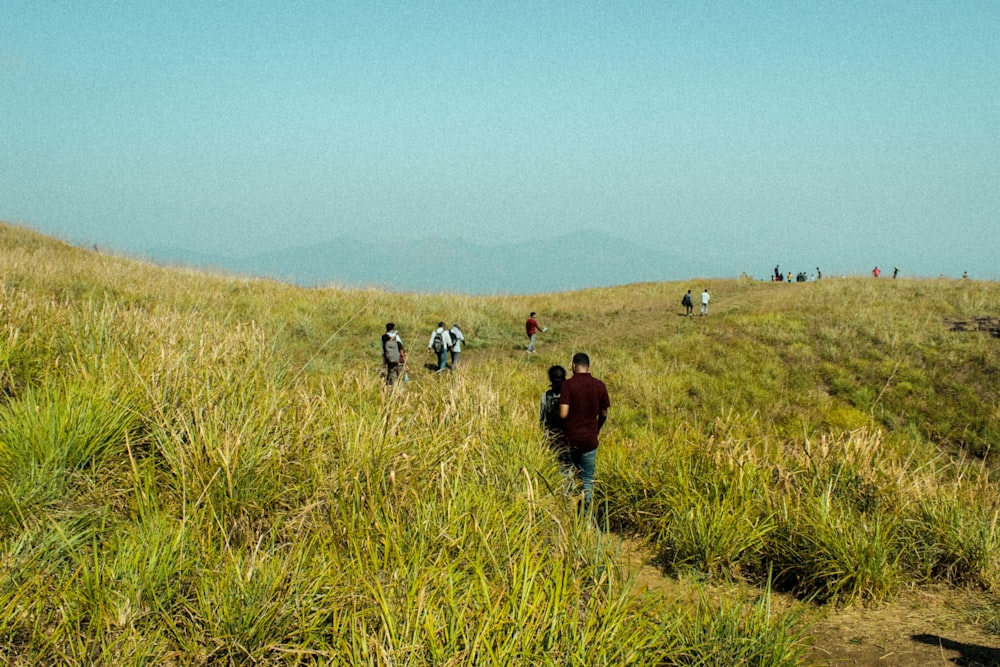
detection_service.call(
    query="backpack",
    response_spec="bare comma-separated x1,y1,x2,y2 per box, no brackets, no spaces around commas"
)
384,336,401,363
432,331,444,354
541,391,562,430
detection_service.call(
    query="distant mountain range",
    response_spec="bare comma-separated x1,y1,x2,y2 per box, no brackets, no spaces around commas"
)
146,230,720,294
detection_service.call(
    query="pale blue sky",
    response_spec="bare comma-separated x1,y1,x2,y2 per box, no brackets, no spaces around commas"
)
2,1,997,282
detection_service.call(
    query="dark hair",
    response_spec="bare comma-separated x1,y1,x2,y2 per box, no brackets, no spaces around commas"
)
530,311,536,317
438,321,445,328
386,322,395,332
548,365,566,384
572,352,590,367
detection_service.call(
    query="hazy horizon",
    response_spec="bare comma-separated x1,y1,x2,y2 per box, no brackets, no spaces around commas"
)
2,2,997,287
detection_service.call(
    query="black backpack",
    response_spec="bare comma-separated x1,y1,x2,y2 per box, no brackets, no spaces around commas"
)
542,391,562,430
432,332,444,354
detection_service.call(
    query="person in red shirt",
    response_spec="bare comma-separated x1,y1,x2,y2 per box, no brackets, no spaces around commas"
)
559,352,610,512
525,311,546,353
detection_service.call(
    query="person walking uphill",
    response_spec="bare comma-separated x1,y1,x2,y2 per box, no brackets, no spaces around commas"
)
540,365,570,466
427,322,452,374
381,323,405,386
449,323,465,371
700,288,711,316
559,353,610,513
681,290,694,317
525,312,546,353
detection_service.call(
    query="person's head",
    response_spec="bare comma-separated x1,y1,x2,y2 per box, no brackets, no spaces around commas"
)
437,321,445,329
530,311,536,318
385,322,395,333
452,323,460,329
571,352,590,372
548,365,566,388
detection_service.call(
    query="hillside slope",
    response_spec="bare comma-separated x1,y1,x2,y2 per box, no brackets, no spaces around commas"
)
1,222,999,666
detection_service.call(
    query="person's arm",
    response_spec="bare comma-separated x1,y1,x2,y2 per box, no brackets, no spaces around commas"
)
597,408,608,431
559,404,569,419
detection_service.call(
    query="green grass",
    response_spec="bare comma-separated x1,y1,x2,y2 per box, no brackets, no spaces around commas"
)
1,222,1000,664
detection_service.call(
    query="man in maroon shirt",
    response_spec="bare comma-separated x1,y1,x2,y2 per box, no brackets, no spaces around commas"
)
559,352,610,512
525,311,544,353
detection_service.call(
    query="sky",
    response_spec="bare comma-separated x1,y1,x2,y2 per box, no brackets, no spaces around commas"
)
1,1,998,283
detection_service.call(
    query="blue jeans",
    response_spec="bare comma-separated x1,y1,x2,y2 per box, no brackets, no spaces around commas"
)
569,448,596,508
526,334,537,352
436,349,448,372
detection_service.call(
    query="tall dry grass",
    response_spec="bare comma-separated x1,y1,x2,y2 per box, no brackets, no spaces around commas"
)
2,222,999,663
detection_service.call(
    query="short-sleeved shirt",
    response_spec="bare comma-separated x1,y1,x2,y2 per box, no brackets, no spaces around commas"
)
559,373,610,452
525,317,539,336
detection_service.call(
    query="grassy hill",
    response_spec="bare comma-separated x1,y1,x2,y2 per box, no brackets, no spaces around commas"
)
1,222,999,665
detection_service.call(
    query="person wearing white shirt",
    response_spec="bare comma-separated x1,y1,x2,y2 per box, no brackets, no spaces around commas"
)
427,322,452,373
700,289,710,316
449,323,465,371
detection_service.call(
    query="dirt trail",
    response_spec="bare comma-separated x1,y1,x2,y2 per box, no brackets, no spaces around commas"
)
619,539,1000,666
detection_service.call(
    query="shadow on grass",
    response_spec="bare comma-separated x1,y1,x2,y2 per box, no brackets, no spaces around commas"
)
912,633,1000,666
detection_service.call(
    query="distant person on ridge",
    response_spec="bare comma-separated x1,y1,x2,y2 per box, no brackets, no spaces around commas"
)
873,266,881,278
700,288,710,316
449,323,465,371
774,265,781,281
381,323,405,386
525,311,546,353
816,267,822,279
427,322,452,374
893,266,899,279
559,353,610,513
540,365,570,466
681,289,694,317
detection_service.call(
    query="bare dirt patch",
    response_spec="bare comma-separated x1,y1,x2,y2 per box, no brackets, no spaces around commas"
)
619,538,1000,666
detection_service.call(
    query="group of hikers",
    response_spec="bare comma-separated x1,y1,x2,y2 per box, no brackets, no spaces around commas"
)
680,289,711,316
380,321,465,385
380,314,611,514
773,265,820,282
539,353,611,513
872,266,901,279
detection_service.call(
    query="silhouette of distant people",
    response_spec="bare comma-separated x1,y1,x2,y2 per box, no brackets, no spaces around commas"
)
893,266,899,279
774,265,781,281
872,266,881,278
816,267,821,279
681,289,694,317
